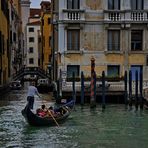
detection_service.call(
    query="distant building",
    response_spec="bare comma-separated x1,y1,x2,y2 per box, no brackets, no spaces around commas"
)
26,21,40,67
26,8,41,80
20,0,31,67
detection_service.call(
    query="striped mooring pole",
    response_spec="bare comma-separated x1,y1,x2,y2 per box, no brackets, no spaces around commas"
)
90,57,96,108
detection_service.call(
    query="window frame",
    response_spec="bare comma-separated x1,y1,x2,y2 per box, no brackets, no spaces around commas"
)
131,0,143,10
67,29,80,51
29,37,34,42
107,65,120,77
108,0,120,10
67,0,80,9
108,30,120,51
29,27,34,32
29,58,34,64
67,65,80,78
131,30,143,51
29,47,34,53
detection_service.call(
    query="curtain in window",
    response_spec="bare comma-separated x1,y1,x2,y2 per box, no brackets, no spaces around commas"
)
67,65,79,78
131,30,142,51
67,30,80,51
108,0,120,10
67,0,72,9
67,0,79,9
131,0,143,10
108,30,120,51
73,0,79,9
107,66,119,77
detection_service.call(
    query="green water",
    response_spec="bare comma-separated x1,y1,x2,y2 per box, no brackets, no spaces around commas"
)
0,90,148,148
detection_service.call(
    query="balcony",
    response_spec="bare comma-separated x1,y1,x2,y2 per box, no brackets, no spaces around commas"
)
104,10,148,23
62,9,85,23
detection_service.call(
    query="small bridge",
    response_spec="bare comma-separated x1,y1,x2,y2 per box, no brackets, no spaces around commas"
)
12,67,50,81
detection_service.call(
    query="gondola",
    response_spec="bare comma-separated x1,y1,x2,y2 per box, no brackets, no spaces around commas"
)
22,99,75,126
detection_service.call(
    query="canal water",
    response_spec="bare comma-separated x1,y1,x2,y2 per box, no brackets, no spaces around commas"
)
1,85,148,148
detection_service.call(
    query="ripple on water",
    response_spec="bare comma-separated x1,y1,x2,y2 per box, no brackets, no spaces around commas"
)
1,93,148,148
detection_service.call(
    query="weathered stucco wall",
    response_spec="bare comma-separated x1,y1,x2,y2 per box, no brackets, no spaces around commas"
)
129,55,145,64
85,0,103,10
82,25,104,51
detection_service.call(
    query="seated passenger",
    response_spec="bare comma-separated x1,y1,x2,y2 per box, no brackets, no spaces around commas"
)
48,106,55,114
36,108,46,117
41,104,48,112
36,104,48,117
47,106,61,117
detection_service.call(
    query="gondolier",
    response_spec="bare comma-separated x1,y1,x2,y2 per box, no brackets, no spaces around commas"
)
27,81,41,109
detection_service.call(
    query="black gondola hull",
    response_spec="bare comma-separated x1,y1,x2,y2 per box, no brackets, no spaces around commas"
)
22,104,71,126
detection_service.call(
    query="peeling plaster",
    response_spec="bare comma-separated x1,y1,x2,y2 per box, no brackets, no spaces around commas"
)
85,0,103,10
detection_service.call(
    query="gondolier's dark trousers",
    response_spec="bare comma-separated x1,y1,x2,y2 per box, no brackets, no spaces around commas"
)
27,96,34,109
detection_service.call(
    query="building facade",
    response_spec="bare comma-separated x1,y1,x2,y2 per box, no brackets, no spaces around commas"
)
26,22,40,68
41,1,52,78
0,0,9,85
20,0,31,67
52,0,148,85
9,0,23,77
26,9,41,68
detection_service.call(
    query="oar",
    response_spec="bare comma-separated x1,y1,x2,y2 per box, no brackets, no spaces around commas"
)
48,110,60,127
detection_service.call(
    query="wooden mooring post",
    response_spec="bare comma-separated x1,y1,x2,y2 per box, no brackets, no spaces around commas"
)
129,70,132,109
90,57,96,108
72,72,76,103
81,71,84,106
135,71,138,110
102,71,106,109
139,71,144,110
124,71,128,108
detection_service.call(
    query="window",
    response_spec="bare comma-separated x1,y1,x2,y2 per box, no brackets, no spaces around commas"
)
10,31,12,44
29,47,33,53
108,30,120,51
38,37,41,43
108,0,120,10
67,0,80,9
130,65,142,81
67,65,80,78
29,58,34,64
29,27,34,32
131,30,142,51
13,32,16,42
131,0,143,10
29,37,34,42
48,18,51,24
42,19,44,26
67,29,80,51
49,36,51,46
107,65,120,77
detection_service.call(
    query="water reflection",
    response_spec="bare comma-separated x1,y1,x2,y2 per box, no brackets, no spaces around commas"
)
1,88,148,147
